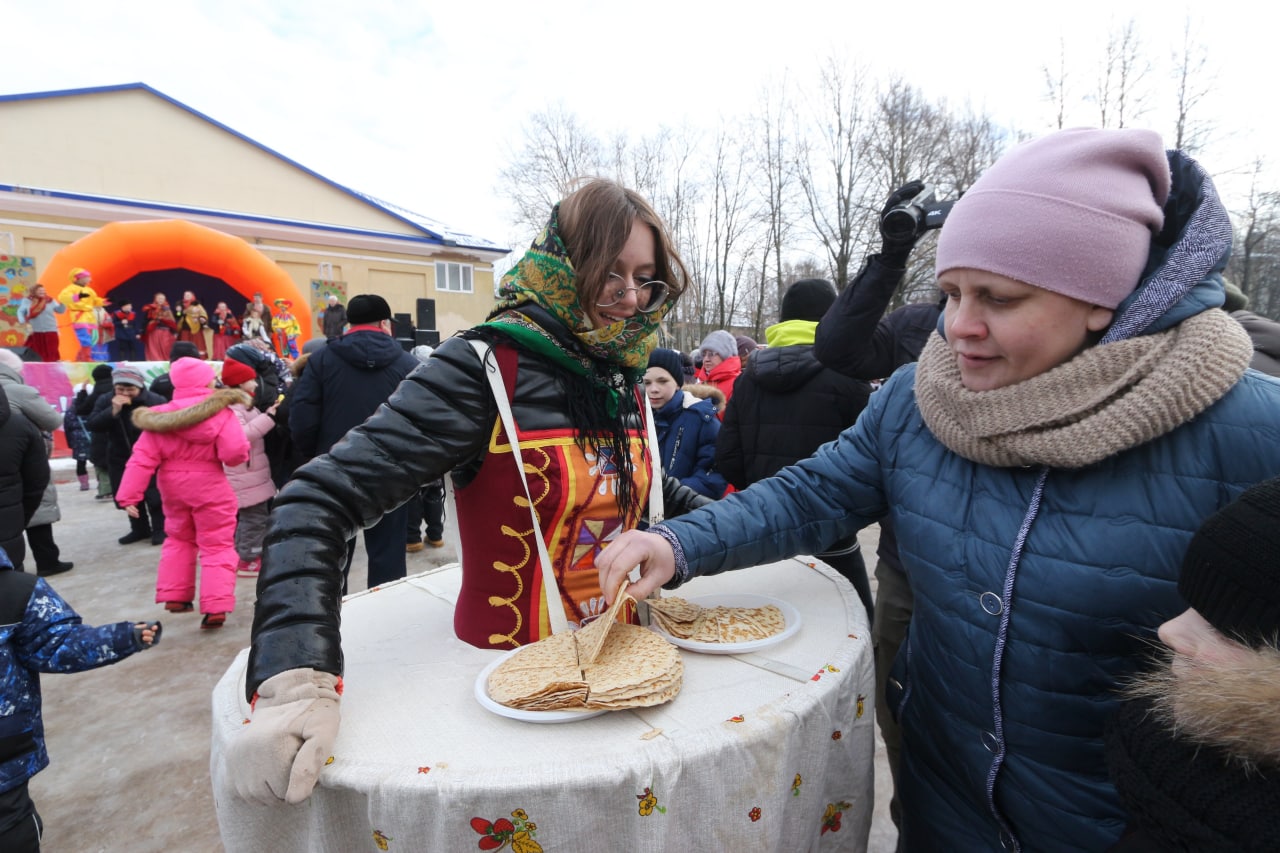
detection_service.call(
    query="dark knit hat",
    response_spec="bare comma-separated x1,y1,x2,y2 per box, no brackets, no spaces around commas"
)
780,278,838,322
168,341,201,362
735,335,759,359
92,363,113,382
111,365,146,388
220,358,256,388
647,348,685,386
346,294,392,326
1178,477,1280,647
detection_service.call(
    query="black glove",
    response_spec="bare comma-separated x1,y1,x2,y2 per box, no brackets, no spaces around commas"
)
878,180,927,261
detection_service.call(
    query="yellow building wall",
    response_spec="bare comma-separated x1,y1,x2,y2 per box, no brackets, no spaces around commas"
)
0,89,421,235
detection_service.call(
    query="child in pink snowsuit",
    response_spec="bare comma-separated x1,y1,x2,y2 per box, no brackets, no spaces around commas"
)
116,358,250,628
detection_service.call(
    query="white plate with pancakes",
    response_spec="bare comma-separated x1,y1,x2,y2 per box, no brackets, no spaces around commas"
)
645,593,802,654
475,649,608,724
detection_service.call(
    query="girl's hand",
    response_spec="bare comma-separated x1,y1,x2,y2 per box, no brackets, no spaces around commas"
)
123,504,140,518
596,530,677,603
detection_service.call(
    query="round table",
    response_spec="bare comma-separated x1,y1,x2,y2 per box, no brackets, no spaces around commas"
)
210,557,875,852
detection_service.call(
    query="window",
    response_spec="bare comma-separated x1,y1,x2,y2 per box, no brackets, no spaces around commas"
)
435,261,473,293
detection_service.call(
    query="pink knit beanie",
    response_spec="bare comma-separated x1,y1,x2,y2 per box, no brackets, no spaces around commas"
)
936,128,1171,309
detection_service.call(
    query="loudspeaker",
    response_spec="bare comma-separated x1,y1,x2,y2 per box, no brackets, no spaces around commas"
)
395,338,415,353
416,298,436,331
414,329,440,348
392,313,415,340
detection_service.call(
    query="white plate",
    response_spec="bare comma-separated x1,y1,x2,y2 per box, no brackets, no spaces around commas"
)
474,647,608,724
647,593,801,654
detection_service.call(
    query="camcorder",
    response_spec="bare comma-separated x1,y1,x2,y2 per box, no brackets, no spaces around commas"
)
879,184,956,243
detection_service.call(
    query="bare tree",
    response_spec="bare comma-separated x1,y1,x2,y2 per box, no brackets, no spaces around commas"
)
1042,38,1070,130
1227,159,1280,319
1093,19,1152,128
1168,17,1215,154
795,56,872,290
497,104,603,234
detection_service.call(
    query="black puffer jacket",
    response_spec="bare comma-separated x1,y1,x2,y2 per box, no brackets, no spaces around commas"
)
247,331,711,698
0,386,49,564
716,344,872,488
288,330,419,460
85,388,167,473
75,377,114,467
813,254,941,381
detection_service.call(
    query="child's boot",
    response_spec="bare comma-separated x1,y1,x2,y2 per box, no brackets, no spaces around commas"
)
77,473,90,491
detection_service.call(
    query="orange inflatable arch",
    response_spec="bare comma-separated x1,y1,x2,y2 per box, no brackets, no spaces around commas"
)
39,219,310,361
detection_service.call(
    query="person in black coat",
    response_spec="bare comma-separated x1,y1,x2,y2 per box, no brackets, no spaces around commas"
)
85,366,166,545
0,385,49,570
148,341,202,402
811,181,942,832
288,294,420,589
716,278,874,617
75,363,115,499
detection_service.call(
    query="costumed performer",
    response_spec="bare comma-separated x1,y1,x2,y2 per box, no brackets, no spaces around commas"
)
143,294,178,362
55,268,106,362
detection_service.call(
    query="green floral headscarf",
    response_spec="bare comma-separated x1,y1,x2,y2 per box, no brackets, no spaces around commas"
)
481,203,673,378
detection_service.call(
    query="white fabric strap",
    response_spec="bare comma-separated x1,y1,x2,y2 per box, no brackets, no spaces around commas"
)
643,396,663,525
470,340,569,636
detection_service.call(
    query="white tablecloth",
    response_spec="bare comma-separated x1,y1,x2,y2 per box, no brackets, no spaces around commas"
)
210,558,875,852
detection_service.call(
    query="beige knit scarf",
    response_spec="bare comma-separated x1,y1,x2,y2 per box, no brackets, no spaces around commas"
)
915,309,1253,469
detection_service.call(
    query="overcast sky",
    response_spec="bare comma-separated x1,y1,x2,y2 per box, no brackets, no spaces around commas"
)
7,0,1271,253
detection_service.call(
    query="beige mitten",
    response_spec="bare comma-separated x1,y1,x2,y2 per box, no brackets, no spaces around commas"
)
227,668,341,805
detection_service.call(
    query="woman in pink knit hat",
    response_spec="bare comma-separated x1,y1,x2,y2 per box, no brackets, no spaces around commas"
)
600,128,1280,851
116,357,249,629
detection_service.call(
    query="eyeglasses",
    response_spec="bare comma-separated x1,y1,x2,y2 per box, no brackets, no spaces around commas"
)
596,273,669,313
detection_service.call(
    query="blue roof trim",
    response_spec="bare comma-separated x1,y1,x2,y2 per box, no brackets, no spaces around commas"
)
0,83,508,254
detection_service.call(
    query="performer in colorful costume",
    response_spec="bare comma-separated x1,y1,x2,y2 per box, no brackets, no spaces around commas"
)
177,290,212,358
271,299,300,359
56,268,106,362
226,179,710,805
142,293,178,362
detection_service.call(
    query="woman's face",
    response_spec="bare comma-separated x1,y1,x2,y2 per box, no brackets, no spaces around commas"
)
940,269,1114,391
183,291,196,303
30,285,45,299
155,293,167,305
1158,608,1254,674
586,217,655,330
643,367,680,409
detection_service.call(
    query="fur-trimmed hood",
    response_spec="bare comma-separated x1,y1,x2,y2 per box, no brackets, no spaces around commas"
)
1125,643,1280,766
683,382,726,413
133,388,251,435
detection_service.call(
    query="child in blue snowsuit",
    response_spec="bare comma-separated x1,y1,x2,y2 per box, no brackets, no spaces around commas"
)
0,550,158,851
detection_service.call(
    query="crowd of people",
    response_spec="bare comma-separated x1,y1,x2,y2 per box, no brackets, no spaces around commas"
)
13,275,345,363
3,127,1280,851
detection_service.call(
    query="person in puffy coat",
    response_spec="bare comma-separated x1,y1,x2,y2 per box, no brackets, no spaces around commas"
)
75,364,115,499
219,358,279,579
0,548,157,852
0,387,47,571
1106,478,1280,853
599,129,1280,852
716,278,874,618
0,351,71,577
116,358,249,629
644,347,725,499
226,178,712,806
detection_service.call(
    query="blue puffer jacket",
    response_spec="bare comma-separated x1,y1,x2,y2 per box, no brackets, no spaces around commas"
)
652,391,725,498
0,555,145,794
657,153,1280,851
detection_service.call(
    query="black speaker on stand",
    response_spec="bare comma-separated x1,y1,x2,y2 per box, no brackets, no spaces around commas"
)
414,329,441,348
416,298,436,332
392,313,416,353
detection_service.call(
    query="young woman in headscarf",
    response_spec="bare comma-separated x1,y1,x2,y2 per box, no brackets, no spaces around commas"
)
227,178,709,804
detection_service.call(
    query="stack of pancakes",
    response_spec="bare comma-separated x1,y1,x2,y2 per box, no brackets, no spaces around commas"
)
646,596,785,644
487,584,683,712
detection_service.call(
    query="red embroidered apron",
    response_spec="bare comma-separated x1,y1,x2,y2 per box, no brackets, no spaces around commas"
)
452,345,651,649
